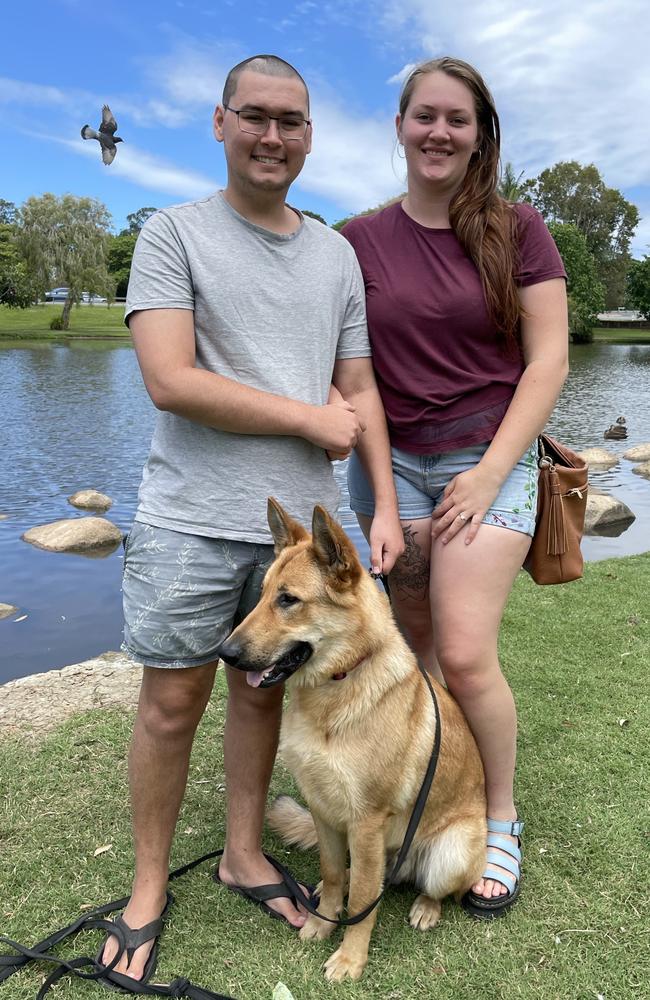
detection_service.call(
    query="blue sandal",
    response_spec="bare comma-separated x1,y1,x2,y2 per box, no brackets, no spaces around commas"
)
461,818,524,919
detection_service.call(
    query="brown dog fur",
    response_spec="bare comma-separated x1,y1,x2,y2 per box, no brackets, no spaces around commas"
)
225,499,487,982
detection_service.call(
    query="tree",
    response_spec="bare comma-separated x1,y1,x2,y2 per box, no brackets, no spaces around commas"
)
0,222,34,307
522,161,639,308
16,193,113,329
0,199,17,225
122,206,157,235
498,162,526,201
548,221,605,344
301,209,328,225
332,193,404,231
108,231,137,297
626,257,650,319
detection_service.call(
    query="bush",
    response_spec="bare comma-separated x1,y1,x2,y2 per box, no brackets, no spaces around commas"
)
49,315,64,330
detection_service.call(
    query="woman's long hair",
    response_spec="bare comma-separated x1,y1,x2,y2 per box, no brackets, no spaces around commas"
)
399,57,521,347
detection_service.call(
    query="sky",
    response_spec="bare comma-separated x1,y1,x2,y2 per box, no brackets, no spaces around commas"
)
2,0,649,257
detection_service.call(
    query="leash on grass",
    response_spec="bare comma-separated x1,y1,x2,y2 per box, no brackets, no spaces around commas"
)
0,577,441,995
0,849,234,998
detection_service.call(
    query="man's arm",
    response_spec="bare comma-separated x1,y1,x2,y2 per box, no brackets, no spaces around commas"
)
130,308,364,455
332,356,404,574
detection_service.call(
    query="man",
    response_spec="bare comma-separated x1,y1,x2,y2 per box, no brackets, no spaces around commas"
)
101,54,402,984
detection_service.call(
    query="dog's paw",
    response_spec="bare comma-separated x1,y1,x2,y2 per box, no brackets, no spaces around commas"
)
409,893,441,931
323,947,367,982
299,915,335,941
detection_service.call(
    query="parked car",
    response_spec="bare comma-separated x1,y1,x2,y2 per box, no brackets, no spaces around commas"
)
44,287,70,302
44,288,107,304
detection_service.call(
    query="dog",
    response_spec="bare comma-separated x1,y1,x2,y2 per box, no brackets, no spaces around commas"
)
219,499,486,982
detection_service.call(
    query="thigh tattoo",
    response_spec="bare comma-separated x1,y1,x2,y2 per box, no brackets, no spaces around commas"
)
391,524,430,601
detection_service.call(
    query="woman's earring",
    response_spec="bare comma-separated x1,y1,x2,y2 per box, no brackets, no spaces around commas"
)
397,142,406,159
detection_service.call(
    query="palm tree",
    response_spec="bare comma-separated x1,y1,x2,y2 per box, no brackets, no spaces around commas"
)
498,162,526,202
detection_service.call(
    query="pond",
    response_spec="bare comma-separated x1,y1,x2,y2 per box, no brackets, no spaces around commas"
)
1,339,649,684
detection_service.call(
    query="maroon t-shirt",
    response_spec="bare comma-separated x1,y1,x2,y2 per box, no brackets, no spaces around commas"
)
342,202,566,453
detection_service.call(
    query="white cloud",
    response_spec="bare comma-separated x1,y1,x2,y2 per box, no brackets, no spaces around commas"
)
297,100,402,211
380,0,650,191
0,77,69,107
57,136,216,200
387,63,417,85
0,75,195,131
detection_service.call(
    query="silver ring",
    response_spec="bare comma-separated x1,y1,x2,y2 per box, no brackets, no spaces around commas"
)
458,512,468,522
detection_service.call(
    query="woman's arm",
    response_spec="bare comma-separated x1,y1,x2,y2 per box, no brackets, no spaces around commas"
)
332,356,404,574
431,277,569,544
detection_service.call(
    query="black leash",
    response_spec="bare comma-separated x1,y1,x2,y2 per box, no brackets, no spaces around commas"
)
0,850,233,998
0,574,441,995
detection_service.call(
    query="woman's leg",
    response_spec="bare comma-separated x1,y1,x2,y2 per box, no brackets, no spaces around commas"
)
357,513,444,684
429,523,529,898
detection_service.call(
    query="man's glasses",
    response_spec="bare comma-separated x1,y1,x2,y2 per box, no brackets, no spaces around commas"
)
225,106,311,140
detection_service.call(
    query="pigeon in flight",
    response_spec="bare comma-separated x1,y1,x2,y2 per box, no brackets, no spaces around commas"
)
81,105,124,165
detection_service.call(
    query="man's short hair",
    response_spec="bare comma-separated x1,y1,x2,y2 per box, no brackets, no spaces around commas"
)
222,54,310,114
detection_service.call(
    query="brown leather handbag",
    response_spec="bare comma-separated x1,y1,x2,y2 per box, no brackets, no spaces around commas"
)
523,434,589,585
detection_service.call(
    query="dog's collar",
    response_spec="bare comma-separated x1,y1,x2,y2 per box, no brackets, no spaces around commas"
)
331,655,367,682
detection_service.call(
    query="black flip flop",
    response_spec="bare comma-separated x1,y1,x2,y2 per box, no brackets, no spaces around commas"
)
95,891,174,992
213,868,317,926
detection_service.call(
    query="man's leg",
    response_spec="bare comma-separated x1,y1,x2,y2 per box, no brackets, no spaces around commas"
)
218,665,307,927
101,662,216,979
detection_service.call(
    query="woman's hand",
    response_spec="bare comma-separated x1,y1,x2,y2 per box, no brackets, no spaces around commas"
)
430,464,503,545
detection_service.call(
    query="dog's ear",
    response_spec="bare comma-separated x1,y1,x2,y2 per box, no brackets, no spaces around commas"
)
267,497,309,555
311,505,361,585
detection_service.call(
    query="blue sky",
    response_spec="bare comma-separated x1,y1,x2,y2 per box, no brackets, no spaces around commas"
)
2,0,649,256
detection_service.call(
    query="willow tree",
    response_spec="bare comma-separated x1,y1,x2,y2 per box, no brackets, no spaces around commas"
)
0,220,34,307
17,193,113,329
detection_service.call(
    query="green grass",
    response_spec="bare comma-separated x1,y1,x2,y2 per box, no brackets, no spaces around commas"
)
1,555,649,1000
592,326,650,344
0,304,129,339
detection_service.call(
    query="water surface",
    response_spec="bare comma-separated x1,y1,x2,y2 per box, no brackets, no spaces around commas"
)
1,340,649,683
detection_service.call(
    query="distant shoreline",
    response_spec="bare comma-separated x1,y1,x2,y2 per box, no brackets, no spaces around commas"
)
1,305,649,346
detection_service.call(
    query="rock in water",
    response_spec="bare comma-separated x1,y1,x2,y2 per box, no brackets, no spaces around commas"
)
68,489,113,511
631,462,650,481
577,447,619,468
623,444,650,462
584,492,635,534
22,517,122,554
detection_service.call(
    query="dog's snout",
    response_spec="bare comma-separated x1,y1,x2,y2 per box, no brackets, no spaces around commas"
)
218,637,242,667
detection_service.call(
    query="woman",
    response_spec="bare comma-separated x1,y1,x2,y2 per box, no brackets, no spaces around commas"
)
343,57,568,918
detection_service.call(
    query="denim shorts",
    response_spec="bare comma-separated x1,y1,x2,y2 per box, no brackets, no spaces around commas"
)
122,521,275,668
348,441,538,536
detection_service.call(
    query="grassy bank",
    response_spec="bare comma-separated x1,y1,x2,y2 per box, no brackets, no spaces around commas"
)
1,554,648,999
592,326,650,344
2,308,649,345
0,304,129,339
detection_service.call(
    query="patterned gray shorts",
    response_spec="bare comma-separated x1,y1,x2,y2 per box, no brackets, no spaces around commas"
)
122,521,275,668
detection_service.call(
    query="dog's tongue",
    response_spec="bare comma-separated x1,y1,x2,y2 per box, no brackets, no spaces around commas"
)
246,670,267,688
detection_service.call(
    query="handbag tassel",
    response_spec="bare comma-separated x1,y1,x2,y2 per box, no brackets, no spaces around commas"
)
546,468,567,556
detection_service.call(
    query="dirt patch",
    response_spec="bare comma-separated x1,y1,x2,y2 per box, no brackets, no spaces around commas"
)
0,651,142,740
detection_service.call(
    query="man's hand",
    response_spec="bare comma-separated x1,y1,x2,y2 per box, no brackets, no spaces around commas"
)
302,386,366,457
368,509,404,576
323,384,360,461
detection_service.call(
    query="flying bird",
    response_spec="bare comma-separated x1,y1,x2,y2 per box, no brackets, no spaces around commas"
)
81,105,123,165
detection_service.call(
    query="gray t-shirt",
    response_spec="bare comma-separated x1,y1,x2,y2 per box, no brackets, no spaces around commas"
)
126,191,370,543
